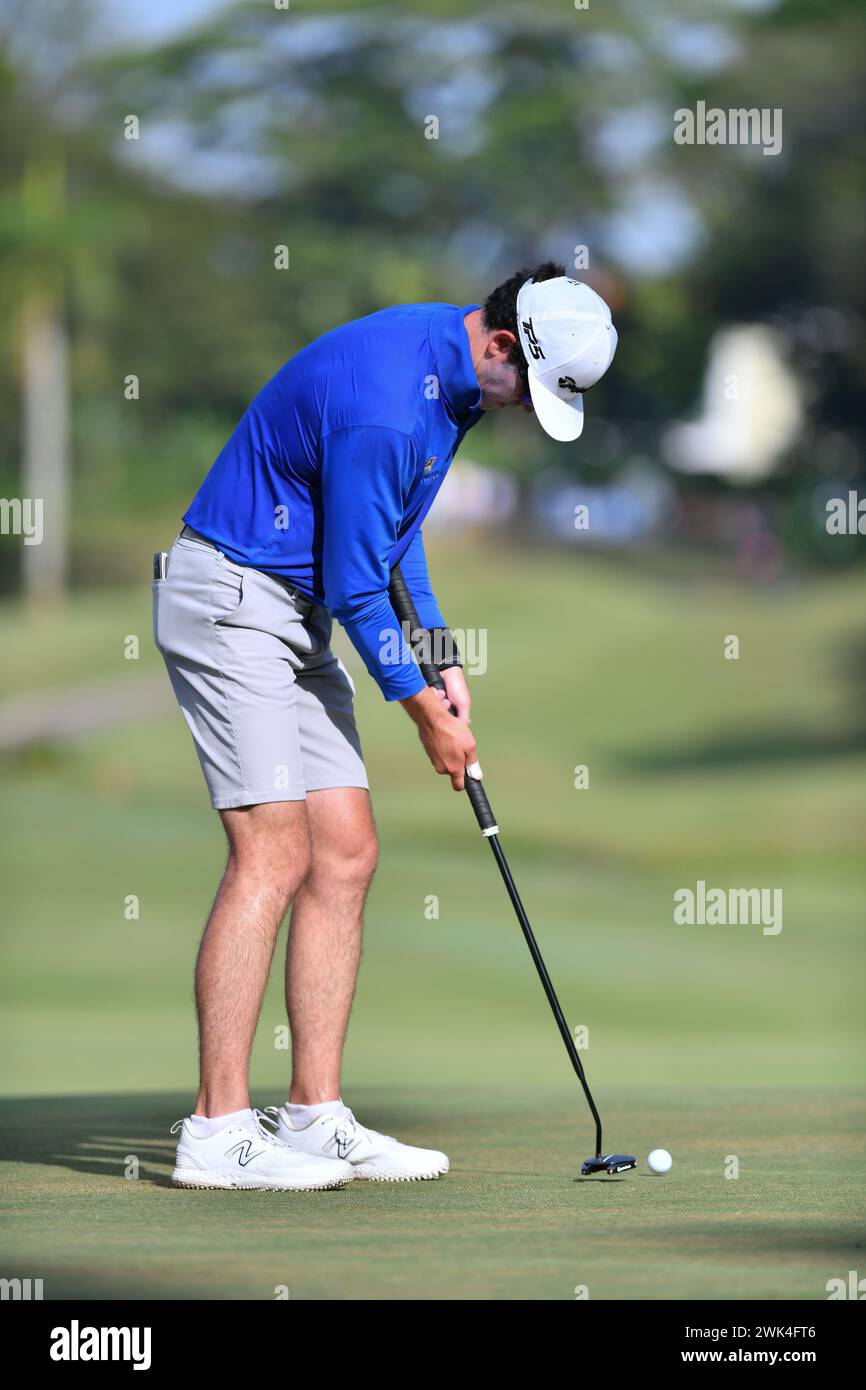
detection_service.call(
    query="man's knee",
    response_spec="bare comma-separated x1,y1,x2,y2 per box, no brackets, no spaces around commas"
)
310,826,379,893
221,801,312,898
348,828,379,886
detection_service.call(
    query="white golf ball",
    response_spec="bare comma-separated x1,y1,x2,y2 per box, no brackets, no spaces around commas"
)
647,1148,672,1174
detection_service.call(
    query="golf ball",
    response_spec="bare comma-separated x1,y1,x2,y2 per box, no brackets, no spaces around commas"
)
647,1148,672,1174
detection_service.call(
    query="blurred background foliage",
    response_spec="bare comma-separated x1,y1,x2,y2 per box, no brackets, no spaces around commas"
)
0,0,863,589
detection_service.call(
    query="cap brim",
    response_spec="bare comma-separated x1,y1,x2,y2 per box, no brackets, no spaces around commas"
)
528,372,585,442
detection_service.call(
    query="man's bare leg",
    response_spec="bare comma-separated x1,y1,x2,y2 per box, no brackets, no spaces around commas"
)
194,800,311,1117
285,788,378,1104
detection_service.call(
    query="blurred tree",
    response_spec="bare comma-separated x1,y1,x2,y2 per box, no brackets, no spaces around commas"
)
0,0,862,589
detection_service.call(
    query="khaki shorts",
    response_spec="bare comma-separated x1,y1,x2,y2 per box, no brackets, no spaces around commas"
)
153,531,368,809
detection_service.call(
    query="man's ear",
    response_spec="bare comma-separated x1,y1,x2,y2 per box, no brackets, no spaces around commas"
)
487,329,518,360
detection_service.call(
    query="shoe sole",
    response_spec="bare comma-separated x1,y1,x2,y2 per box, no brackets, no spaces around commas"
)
171,1168,351,1192
351,1165,449,1182
270,1126,450,1183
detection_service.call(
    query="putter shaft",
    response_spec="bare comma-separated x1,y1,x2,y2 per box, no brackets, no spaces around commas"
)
389,565,605,1160
486,831,604,1159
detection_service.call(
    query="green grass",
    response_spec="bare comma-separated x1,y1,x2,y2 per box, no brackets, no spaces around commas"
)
1,539,864,1298
1,1088,862,1300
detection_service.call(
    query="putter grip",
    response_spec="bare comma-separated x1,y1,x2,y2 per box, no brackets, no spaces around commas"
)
389,566,498,835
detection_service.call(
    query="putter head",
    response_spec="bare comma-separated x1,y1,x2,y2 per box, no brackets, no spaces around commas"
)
581,1153,637,1176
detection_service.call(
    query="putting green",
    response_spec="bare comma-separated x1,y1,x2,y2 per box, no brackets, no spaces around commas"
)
0,1087,862,1300
1,541,864,1299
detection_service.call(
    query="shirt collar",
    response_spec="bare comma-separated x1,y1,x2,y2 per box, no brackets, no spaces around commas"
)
429,303,483,421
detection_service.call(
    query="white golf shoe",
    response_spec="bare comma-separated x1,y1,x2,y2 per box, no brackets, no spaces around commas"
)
170,1109,354,1191
265,1105,449,1183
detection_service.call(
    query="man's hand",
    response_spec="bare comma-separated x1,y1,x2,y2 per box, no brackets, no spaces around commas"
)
400,685,478,790
438,666,471,724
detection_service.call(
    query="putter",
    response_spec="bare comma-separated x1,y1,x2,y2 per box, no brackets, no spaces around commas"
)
389,565,635,1177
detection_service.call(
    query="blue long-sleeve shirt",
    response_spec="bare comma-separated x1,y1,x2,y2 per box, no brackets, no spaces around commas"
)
184,302,483,699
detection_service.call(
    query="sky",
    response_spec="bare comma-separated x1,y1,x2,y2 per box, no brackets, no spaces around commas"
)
94,0,234,47
93,0,781,47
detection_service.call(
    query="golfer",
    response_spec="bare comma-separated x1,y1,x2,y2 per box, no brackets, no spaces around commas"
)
155,263,618,1190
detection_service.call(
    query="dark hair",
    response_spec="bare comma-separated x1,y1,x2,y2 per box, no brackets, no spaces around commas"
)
481,261,565,388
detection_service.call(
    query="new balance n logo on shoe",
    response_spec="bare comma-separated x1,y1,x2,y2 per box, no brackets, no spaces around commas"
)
225,1139,266,1167
328,1131,362,1159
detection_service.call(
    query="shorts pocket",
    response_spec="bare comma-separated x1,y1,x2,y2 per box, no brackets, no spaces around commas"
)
212,557,246,626
151,579,167,650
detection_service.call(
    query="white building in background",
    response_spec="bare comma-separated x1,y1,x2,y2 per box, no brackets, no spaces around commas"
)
663,325,804,484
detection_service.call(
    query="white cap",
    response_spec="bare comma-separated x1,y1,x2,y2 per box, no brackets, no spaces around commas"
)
516,276,618,441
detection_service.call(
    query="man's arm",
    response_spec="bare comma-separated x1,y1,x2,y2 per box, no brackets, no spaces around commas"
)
398,529,470,721
320,425,426,701
397,529,446,629
320,426,476,783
